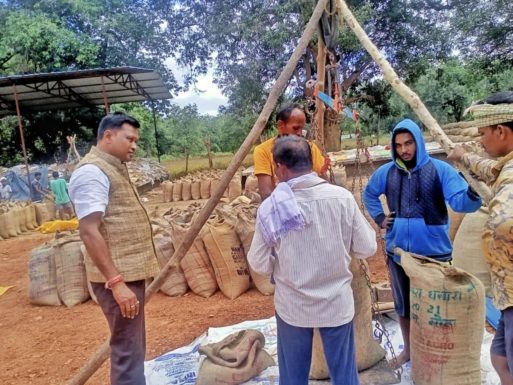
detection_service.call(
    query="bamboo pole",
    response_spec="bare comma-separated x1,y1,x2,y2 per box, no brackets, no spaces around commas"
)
336,0,492,203
315,38,326,148
66,1,329,384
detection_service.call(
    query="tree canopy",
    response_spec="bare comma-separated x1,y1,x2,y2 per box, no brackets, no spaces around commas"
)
0,0,512,166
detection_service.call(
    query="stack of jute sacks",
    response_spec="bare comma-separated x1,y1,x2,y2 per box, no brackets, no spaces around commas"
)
161,170,242,203
150,197,274,300
28,232,90,307
0,201,56,240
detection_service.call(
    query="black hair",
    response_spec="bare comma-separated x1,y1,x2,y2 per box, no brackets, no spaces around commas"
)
276,103,305,123
52,171,59,178
97,112,140,140
35,172,41,177
481,91,513,105
272,135,312,173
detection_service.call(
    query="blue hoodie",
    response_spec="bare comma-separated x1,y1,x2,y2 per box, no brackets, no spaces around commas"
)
363,119,482,262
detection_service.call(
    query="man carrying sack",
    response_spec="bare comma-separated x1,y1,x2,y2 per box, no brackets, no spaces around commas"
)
448,91,513,385
248,135,377,385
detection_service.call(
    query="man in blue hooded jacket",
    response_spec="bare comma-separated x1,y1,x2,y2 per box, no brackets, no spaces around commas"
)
363,118,482,367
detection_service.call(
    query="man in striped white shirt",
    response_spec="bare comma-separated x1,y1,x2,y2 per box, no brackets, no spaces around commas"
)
248,135,377,385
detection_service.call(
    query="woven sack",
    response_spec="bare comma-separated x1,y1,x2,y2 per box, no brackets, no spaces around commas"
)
310,259,386,378
331,165,347,188
175,224,218,298
35,203,52,225
172,181,183,202
202,220,250,299
162,181,173,202
12,206,23,234
28,243,62,306
154,232,188,296
16,205,28,232
228,176,242,201
196,329,275,385
200,178,211,199
235,210,274,295
182,180,192,201
399,248,484,385
244,175,259,195
452,207,491,295
191,180,201,200
0,211,17,238
55,237,90,307
23,205,35,230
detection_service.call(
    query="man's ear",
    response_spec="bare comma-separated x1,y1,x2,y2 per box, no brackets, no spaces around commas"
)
276,120,284,134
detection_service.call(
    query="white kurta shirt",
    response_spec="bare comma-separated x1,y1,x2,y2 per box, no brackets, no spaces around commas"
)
248,182,377,328
69,164,110,219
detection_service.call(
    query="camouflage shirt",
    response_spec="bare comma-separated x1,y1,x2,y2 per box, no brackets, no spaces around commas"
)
462,150,513,310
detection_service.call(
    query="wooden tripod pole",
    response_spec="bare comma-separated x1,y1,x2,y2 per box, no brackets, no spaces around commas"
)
336,0,492,203
66,1,328,384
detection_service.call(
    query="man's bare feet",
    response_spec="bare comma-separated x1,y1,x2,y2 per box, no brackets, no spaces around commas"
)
390,350,410,369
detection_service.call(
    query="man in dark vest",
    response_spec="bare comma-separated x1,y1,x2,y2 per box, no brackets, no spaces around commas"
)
70,112,159,385
363,118,482,368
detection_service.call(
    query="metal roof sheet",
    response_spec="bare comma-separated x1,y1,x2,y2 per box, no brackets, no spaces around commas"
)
0,67,172,116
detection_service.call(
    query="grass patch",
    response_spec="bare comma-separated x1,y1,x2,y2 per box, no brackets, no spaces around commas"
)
162,154,254,179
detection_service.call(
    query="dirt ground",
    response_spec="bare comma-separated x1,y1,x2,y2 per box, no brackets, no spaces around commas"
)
0,193,389,385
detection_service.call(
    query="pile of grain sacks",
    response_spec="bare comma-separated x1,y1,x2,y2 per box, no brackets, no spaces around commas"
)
0,200,56,240
161,170,242,203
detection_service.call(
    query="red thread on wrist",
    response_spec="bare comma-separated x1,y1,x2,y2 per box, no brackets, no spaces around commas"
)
105,274,123,289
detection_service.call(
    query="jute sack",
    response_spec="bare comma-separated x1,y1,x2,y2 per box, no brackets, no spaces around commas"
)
23,205,36,230
154,232,188,296
202,220,250,299
45,199,56,220
331,165,347,188
196,329,275,385
80,246,99,304
0,210,17,238
452,207,491,295
448,206,466,242
200,177,211,199
54,237,90,307
398,248,485,385
28,243,62,306
191,180,201,200
228,176,242,201
211,179,228,198
29,204,38,229
235,210,274,295
35,203,52,225
172,181,183,202
310,259,386,378
162,181,173,203
244,175,258,195
176,224,218,298
15,205,28,232
182,180,192,201
12,206,23,234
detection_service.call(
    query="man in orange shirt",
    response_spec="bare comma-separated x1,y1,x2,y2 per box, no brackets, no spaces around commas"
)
253,104,328,200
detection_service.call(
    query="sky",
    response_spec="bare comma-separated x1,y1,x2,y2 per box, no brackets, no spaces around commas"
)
166,58,227,116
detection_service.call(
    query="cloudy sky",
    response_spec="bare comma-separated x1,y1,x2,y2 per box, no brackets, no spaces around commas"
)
166,58,227,115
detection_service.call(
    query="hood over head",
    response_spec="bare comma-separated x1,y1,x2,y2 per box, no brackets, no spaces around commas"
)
391,119,428,170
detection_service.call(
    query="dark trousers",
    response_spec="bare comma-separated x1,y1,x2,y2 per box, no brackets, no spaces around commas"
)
276,313,359,385
92,280,146,385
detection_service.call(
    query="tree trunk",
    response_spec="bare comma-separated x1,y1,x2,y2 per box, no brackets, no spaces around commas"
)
185,149,190,174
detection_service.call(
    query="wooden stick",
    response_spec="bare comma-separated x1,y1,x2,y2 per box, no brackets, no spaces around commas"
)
336,0,492,203
66,1,329,384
